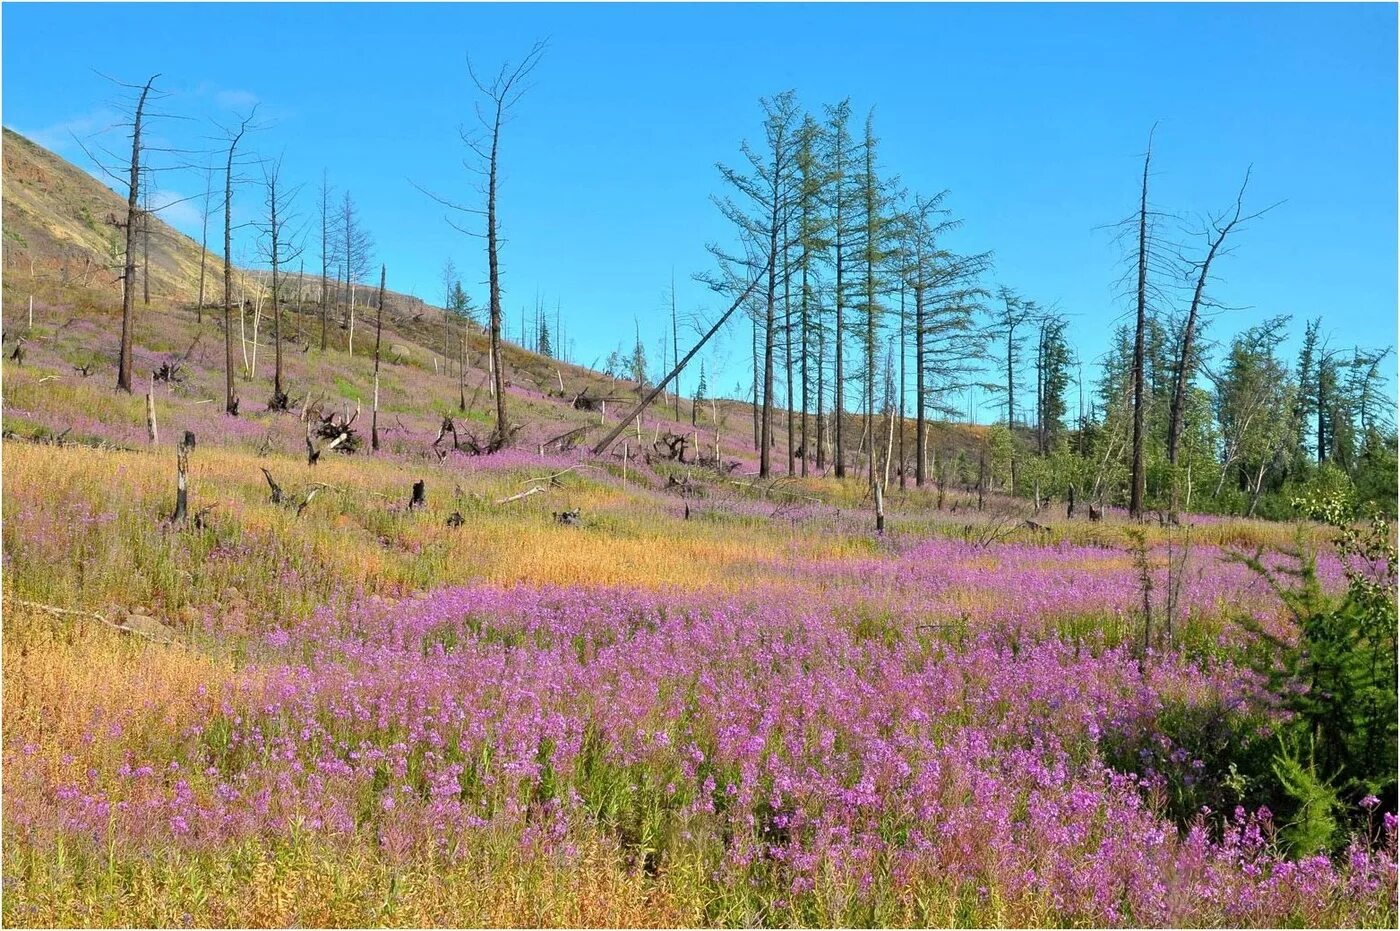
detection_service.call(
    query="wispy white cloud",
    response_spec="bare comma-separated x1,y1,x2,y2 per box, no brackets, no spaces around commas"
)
214,88,260,112
16,107,124,155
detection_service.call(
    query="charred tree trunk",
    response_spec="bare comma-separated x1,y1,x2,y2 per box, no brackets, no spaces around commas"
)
1168,169,1255,519
1129,128,1154,519
117,75,157,393
270,173,286,409
141,189,151,307
593,270,766,456
171,432,194,524
223,113,252,416
372,265,386,450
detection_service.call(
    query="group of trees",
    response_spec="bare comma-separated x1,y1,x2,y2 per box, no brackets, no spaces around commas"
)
88,67,1393,519
100,44,549,453
696,93,1394,517
704,92,996,481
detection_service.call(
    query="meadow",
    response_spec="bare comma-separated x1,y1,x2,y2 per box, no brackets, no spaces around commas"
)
0,301,1394,924
1,295,1396,928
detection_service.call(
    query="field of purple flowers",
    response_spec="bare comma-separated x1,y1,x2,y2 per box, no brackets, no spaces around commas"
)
3,302,1395,927
6,527,1396,926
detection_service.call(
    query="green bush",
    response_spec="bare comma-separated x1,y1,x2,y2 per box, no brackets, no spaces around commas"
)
1229,488,1397,852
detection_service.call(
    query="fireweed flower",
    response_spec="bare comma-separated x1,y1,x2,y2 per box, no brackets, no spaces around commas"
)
7,535,1395,926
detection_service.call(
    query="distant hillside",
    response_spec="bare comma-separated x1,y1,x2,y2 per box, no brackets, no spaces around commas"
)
3,127,210,299
1,126,991,474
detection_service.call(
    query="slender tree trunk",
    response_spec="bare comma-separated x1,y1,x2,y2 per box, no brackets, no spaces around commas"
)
1169,177,1247,517
752,316,760,450
270,175,284,405
898,285,906,491
223,122,247,416
1036,324,1045,455
320,173,330,351
372,265,385,451
799,250,810,477
914,284,926,486
1317,365,1327,465
816,304,827,472
197,168,211,322
484,111,510,445
117,76,156,393
141,189,151,307
784,237,795,475
1006,318,1017,496
1129,130,1153,518
834,237,845,478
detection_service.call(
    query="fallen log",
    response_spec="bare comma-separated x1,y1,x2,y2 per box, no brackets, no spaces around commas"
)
497,486,545,505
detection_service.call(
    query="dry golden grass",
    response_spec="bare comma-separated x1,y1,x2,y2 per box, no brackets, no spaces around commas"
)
4,832,698,928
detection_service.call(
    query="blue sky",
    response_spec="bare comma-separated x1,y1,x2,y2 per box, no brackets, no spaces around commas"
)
4,2,1396,414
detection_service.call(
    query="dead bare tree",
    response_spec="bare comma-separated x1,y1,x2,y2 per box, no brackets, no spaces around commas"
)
372,265,387,450
417,39,547,452
593,266,767,455
417,39,543,450
171,431,195,524
318,170,333,350
112,74,159,393
1129,126,1154,519
259,155,305,411
1166,167,1275,519
141,185,152,307
197,163,215,320
219,108,258,415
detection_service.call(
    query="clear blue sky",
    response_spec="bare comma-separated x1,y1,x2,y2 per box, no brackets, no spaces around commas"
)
4,2,1396,415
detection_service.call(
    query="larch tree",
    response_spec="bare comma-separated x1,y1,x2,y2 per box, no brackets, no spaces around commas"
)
339,191,373,356
1034,312,1071,453
1210,316,1296,513
857,109,896,484
988,287,1035,493
708,90,800,478
904,193,955,485
793,115,828,477
1292,317,1322,464
823,99,857,478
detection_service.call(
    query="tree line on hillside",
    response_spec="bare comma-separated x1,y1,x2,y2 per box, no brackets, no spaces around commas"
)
76,65,1393,521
